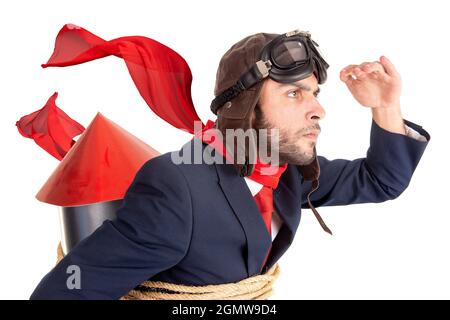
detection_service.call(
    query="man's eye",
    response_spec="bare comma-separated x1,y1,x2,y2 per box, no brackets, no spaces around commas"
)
287,90,298,98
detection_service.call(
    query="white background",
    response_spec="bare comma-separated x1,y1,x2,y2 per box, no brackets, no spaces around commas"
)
0,0,448,299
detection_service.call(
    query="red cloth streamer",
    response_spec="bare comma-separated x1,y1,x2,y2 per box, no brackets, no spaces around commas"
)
42,24,203,134
16,92,85,160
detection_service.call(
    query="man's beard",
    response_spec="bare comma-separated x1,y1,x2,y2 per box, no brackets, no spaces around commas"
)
253,105,319,166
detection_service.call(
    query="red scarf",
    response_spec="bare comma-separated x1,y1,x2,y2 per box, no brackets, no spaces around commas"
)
195,120,287,188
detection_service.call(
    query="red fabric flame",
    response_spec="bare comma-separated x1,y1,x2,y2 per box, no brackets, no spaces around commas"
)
42,24,203,134
16,92,85,160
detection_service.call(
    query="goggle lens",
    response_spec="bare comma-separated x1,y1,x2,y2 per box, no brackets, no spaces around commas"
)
272,40,308,66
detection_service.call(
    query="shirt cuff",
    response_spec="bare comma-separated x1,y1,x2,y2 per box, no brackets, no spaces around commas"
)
404,124,428,142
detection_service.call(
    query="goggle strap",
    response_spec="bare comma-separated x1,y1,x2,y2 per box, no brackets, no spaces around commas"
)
240,60,271,88
210,82,246,115
210,60,271,115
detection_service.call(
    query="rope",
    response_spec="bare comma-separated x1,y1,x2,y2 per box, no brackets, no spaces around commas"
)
56,243,280,300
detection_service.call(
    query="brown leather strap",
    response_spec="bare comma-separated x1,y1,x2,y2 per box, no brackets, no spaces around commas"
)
307,179,332,235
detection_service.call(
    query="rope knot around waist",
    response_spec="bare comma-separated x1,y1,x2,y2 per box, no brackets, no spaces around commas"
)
56,243,280,300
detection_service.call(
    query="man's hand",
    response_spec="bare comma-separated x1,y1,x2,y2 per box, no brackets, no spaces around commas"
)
340,56,401,109
340,56,406,135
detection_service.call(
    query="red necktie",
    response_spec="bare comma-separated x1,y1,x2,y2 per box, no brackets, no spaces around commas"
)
250,161,288,271
253,186,274,270
253,187,274,235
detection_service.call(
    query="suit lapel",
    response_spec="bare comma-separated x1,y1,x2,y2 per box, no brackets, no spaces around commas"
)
215,163,303,275
215,163,272,277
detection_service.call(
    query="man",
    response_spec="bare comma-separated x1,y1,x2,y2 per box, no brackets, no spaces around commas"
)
30,30,429,299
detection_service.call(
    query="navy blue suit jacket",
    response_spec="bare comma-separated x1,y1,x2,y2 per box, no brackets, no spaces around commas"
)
30,120,429,299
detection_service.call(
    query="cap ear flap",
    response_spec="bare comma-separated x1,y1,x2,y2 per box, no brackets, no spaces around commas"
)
216,87,261,177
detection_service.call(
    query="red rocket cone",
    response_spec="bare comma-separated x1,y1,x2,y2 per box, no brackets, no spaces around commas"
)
36,112,159,207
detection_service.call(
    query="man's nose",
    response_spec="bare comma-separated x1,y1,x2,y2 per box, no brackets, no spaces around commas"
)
305,98,326,121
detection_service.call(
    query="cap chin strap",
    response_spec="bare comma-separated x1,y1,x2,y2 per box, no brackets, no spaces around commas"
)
210,60,272,115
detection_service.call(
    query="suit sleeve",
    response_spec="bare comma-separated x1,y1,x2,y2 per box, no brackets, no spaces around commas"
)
301,119,430,207
30,155,193,300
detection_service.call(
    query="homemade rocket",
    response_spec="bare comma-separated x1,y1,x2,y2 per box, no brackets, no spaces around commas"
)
36,113,159,254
